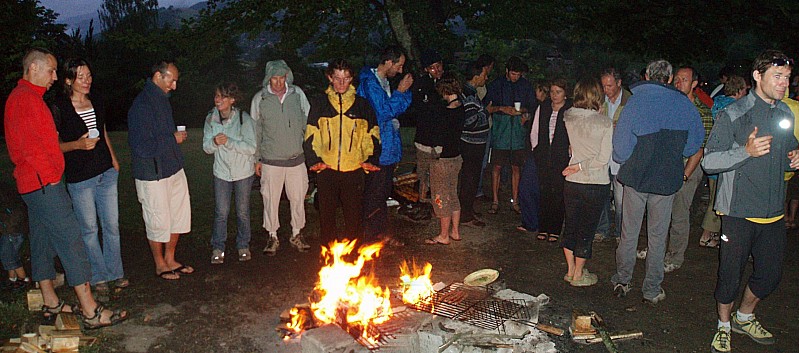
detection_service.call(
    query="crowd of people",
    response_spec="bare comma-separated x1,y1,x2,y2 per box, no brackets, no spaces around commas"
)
2,45,797,353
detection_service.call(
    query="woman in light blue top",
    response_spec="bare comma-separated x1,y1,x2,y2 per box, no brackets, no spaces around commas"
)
203,82,256,264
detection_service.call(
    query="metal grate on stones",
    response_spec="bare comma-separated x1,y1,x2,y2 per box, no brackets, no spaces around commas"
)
406,282,531,333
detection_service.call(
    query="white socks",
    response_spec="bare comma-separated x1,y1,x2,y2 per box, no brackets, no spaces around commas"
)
736,310,753,322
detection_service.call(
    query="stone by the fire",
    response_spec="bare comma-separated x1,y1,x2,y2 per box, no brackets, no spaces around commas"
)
300,324,368,353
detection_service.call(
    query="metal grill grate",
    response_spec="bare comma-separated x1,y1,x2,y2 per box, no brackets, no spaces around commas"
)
347,310,417,350
406,283,531,333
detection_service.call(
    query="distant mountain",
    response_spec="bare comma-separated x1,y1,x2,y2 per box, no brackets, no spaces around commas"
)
54,1,208,34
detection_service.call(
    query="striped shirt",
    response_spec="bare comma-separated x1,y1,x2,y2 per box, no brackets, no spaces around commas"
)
77,108,97,130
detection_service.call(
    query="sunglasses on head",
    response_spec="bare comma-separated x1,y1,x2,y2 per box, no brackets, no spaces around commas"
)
771,58,794,67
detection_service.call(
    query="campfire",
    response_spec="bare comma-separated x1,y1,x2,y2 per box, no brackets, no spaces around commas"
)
281,239,434,346
279,239,577,352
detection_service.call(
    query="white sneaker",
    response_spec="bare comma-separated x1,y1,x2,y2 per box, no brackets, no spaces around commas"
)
238,248,252,262
211,249,225,265
636,248,648,260
386,198,400,207
664,262,681,273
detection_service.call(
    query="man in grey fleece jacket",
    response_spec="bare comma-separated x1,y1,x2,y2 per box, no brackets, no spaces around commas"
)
250,60,311,255
703,50,799,353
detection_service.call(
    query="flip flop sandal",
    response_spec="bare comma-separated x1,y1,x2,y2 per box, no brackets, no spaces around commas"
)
487,202,499,214
156,271,179,280
171,265,194,275
537,232,548,240
547,234,560,242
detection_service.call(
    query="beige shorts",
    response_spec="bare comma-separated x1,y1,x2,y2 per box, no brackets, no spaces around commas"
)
135,169,191,242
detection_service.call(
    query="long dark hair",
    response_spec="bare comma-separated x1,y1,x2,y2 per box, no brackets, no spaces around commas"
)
62,58,92,97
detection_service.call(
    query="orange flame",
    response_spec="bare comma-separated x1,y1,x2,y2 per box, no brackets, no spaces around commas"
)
399,260,435,305
306,239,393,344
286,307,305,333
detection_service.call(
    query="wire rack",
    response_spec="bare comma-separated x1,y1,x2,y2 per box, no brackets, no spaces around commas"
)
406,282,531,333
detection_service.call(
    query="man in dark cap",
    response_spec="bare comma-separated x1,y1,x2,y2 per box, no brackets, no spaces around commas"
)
409,49,445,203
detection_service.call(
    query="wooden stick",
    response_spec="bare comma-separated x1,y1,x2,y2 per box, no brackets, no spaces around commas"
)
585,332,644,344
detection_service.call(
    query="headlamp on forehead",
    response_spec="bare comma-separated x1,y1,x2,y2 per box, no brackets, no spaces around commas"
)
771,58,794,67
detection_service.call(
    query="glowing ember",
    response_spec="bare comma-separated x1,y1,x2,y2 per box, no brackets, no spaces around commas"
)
399,260,434,305
304,239,393,344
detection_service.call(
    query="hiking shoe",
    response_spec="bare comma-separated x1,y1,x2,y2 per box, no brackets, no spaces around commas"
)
643,289,666,305
289,234,311,252
636,248,647,260
613,282,631,298
263,237,280,256
731,314,775,345
211,249,225,265
711,327,731,353
238,248,252,262
570,270,598,287
664,261,681,273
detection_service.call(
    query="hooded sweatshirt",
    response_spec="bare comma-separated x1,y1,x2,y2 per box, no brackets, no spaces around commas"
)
250,60,310,167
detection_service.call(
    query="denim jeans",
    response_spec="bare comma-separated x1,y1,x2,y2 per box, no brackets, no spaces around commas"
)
1,233,24,270
67,168,123,285
212,175,253,252
21,182,91,286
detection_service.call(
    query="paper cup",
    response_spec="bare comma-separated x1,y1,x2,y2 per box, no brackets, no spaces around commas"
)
88,128,100,138
514,102,521,111
177,125,186,132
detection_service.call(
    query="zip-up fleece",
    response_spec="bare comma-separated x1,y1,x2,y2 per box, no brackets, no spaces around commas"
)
613,81,705,195
4,79,64,194
702,91,798,218
251,60,310,167
202,107,256,181
304,85,381,172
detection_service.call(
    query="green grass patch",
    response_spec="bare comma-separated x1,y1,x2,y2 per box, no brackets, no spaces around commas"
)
0,294,38,340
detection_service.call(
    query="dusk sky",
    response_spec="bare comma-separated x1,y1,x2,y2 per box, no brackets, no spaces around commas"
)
39,0,199,21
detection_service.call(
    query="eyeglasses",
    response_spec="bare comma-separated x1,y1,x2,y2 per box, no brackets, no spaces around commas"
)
771,58,794,67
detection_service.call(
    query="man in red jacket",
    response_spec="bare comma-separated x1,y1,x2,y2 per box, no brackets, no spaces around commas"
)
4,48,127,328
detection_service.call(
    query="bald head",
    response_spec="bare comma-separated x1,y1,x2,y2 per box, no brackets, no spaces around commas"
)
22,48,53,76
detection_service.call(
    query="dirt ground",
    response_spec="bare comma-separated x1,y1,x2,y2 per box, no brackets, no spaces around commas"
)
3,132,797,353
92,183,796,353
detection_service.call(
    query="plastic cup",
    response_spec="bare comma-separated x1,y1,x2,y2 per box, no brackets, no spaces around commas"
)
177,125,186,132
514,102,521,111
88,128,100,138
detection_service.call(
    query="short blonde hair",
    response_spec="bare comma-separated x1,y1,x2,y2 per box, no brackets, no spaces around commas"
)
572,79,603,111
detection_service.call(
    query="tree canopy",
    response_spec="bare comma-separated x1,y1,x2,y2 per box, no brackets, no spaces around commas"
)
4,0,799,132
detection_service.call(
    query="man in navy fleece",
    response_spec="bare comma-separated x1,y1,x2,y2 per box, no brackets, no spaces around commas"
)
609,59,705,304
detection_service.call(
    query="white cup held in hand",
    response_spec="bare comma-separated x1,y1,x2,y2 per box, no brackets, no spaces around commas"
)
514,102,521,111
88,128,100,138
177,125,186,132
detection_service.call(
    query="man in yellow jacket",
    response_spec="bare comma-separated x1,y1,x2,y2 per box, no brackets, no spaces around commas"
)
304,59,381,244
